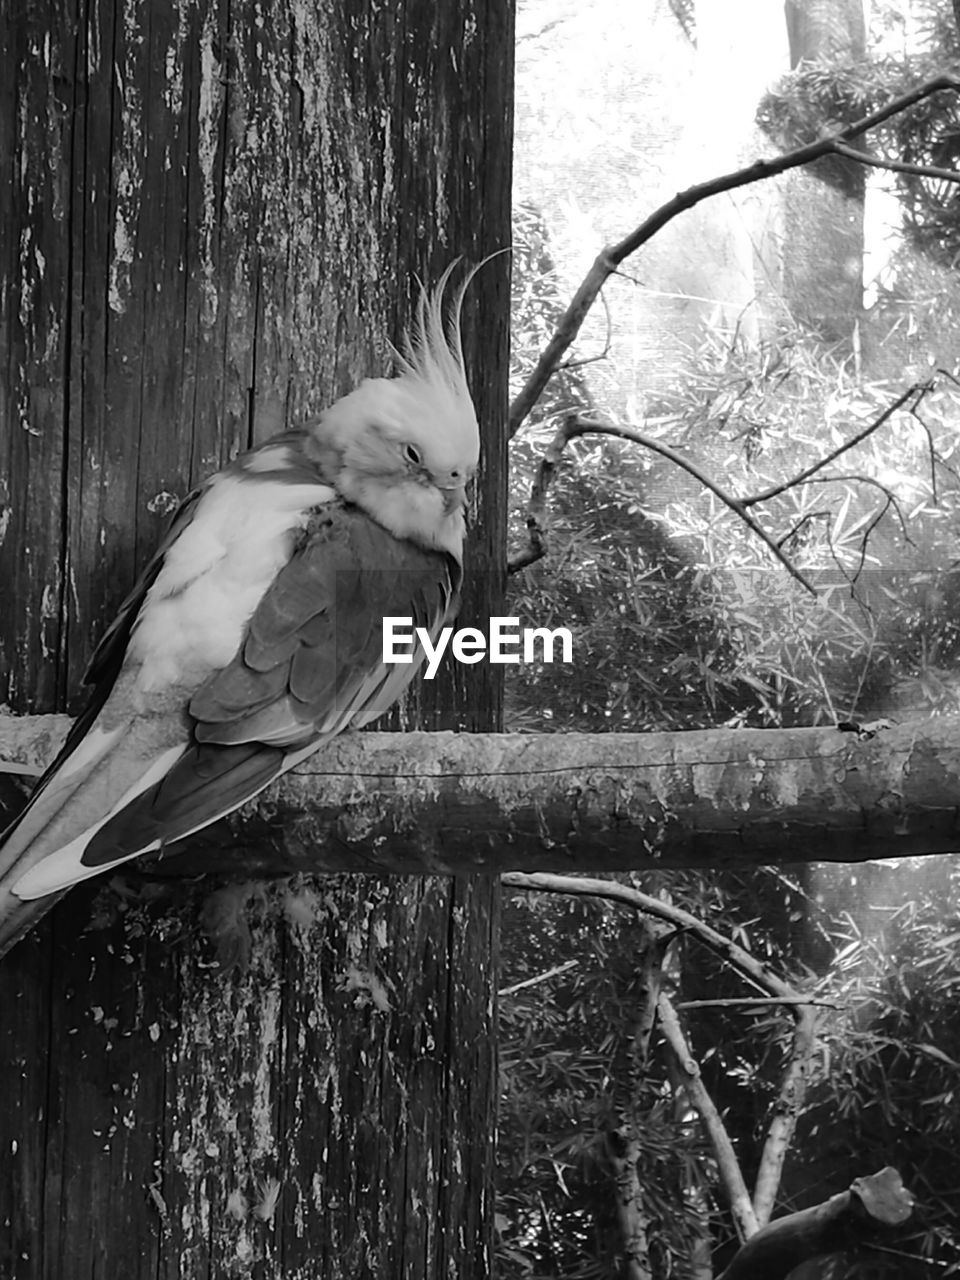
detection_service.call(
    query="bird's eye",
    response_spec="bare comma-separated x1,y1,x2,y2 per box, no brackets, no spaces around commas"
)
403,443,422,466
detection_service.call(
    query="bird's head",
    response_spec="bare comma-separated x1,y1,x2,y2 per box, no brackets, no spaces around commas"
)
311,264,481,559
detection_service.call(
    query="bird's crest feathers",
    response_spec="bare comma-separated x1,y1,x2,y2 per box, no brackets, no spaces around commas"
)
313,260,484,468
391,259,478,437
308,258,495,554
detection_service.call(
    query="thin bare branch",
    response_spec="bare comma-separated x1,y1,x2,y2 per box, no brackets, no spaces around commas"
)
559,285,614,372
851,496,893,585
498,959,577,997
506,416,573,573
831,138,960,184
776,509,831,551
658,993,760,1241
676,996,841,1010
508,77,960,438
507,413,818,591
739,383,929,507
910,400,942,502
501,871,821,1228
500,873,805,1007
790,473,913,545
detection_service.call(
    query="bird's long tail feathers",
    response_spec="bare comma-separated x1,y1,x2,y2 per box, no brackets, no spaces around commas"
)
0,716,189,957
0,718,322,959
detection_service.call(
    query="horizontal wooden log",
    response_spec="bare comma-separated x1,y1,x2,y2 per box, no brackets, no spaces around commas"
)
3,713,960,876
716,1167,914,1280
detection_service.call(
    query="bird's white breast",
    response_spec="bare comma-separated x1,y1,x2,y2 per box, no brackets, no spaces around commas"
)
129,473,335,692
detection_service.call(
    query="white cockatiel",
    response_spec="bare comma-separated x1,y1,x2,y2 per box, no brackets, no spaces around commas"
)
0,265,481,957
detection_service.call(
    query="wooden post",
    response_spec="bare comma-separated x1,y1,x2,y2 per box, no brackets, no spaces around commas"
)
0,2,513,1276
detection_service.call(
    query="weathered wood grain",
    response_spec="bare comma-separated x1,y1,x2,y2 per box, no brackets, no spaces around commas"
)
0,0,512,1276
4,716,960,881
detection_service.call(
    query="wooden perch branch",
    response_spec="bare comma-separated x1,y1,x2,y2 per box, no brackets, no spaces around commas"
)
508,75,960,440
716,1168,914,1280
5,714,960,877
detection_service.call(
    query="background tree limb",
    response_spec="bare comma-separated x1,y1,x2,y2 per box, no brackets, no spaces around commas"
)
503,871,819,1227
508,384,931,581
658,992,760,1242
715,1168,914,1280
508,75,960,439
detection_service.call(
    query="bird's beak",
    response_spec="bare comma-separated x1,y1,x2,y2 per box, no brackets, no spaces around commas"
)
442,485,467,515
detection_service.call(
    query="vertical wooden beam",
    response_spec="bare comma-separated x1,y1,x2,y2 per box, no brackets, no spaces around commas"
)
0,1,513,1275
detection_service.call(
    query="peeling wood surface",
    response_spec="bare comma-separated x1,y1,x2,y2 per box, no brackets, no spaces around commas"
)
0,0,513,1275
6,716,960,876
2,875,499,1280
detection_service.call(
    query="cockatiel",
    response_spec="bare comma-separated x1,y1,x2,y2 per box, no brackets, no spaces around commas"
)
0,264,481,958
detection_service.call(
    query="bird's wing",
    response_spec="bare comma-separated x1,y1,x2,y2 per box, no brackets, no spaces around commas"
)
0,439,336,947
1,487,207,836
7,501,459,909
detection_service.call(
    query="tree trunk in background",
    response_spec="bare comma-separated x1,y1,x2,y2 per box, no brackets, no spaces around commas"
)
0,2,512,1277
782,0,866,340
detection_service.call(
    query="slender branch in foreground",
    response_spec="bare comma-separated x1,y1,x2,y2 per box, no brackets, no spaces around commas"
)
831,139,960,184
658,992,760,1241
508,77,960,439
506,417,570,573
502,871,820,1228
501,873,801,1000
497,958,577,997
570,418,816,589
509,379,928,581
782,473,912,545
676,996,841,1010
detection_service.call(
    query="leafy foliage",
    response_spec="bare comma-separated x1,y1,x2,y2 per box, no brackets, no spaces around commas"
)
790,858,960,1276
501,11,960,1277
497,884,726,1277
508,233,960,735
758,11,960,264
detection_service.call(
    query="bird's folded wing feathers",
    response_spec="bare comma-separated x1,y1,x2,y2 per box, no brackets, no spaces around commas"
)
0,440,332,906
7,501,459,905
0,487,206,851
